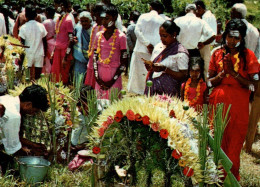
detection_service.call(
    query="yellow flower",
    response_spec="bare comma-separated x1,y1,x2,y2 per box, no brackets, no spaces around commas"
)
179,159,187,167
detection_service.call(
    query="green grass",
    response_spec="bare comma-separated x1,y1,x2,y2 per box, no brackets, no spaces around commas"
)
245,0,260,28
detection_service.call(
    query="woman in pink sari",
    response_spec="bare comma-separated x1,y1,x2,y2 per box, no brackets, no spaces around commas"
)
42,6,56,74
93,4,127,99
51,1,74,84
84,3,105,89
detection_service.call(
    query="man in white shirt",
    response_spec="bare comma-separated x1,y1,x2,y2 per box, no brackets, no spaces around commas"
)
174,4,215,78
231,3,259,59
195,0,217,79
127,0,165,95
19,5,47,80
0,85,49,174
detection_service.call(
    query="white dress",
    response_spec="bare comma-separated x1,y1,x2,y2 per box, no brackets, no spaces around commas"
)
127,10,165,95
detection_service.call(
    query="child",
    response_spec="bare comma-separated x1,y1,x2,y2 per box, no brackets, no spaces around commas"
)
93,4,127,99
181,57,208,111
19,5,47,80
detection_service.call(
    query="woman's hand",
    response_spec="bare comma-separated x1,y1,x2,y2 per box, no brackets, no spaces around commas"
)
152,63,166,72
223,53,236,75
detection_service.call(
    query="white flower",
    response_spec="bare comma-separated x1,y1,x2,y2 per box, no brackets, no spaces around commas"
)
167,137,176,149
60,150,67,159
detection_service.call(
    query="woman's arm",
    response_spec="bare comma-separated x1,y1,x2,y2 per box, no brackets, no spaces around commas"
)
152,53,188,81
208,69,225,87
103,49,128,90
224,55,256,89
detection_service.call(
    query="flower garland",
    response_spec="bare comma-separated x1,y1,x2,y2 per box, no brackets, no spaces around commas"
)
96,29,117,65
89,96,222,184
87,25,103,58
55,14,67,35
184,78,203,106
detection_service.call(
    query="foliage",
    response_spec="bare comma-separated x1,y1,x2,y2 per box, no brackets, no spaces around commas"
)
98,117,181,186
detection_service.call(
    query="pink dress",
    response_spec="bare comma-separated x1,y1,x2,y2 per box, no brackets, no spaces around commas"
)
51,14,73,84
42,19,55,74
94,29,126,99
84,24,104,88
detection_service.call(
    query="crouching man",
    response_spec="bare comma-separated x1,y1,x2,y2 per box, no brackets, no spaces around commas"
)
0,84,49,174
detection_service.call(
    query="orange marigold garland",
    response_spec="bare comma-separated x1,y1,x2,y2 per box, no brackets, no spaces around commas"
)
184,78,203,106
87,25,103,57
96,29,118,64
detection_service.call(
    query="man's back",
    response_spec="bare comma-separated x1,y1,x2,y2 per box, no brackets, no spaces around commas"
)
175,13,214,49
134,10,165,53
19,20,47,56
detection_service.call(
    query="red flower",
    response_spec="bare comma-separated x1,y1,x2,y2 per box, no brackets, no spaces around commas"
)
126,110,135,121
107,116,114,124
151,123,159,132
98,127,105,137
171,149,182,159
183,167,194,177
160,129,169,139
92,147,101,154
114,110,124,122
142,115,150,125
102,121,109,129
135,113,142,121
169,110,176,118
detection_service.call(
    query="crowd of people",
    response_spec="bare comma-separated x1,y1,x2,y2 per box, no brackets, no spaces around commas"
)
0,0,259,182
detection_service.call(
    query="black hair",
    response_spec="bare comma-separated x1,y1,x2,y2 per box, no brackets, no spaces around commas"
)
19,84,49,112
62,0,71,9
130,11,140,22
104,3,118,18
92,2,105,14
222,18,247,70
73,4,80,12
46,6,55,19
77,8,83,14
149,0,164,12
25,5,37,20
194,0,206,10
188,57,205,81
160,20,181,36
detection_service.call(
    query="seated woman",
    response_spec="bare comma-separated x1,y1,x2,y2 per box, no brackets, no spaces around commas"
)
73,11,92,76
144,20,189,96
208,19,259,180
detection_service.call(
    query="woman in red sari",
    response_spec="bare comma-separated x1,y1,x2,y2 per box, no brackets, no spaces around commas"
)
208,19,259,180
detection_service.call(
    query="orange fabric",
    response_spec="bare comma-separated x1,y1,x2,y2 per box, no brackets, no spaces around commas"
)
182,81,207,111
209,47,259,180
